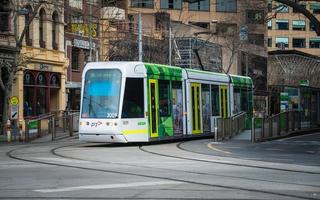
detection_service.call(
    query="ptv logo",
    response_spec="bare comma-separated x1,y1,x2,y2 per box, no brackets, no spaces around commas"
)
91,121,102,127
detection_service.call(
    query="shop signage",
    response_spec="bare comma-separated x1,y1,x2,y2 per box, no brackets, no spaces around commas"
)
73,39,96,50
34,63,53,71
299,79,309,86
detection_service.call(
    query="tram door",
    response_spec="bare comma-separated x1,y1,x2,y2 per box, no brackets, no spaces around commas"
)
220,86,228,118
149,79,159,138
191,83,201,134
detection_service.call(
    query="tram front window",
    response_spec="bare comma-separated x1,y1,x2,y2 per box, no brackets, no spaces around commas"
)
81,69,121,119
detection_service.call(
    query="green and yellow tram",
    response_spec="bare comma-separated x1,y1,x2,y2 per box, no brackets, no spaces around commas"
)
79,62,253,143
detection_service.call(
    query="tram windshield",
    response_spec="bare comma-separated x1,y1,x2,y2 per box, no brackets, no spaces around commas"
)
81,69,121,119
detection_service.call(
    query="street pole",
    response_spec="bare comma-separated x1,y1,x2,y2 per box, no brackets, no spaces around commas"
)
89,0,93,62
169,24,172,66
138,12,142,62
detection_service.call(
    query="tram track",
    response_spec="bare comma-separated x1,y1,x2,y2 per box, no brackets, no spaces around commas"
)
5,142,320,200
138,141,320,175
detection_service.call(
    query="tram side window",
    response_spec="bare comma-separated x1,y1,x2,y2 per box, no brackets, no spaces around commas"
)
159,80,170,117
121,78,144,118
211,85,220,116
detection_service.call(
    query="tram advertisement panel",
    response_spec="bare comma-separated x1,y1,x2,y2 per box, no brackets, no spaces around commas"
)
172,84,183,134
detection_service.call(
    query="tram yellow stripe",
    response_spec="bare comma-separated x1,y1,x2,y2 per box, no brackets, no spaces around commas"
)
122,129,148,135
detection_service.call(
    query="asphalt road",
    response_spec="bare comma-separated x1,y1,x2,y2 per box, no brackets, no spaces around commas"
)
0,132,319,200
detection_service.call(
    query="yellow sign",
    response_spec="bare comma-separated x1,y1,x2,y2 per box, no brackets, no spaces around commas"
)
10,96,19,106
71,23,98,38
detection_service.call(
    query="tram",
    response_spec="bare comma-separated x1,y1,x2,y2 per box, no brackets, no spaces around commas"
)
79,62,253,143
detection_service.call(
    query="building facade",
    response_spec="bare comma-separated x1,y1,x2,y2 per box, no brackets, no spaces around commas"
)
267,1,320,55
3,0,67,124
64,0,101,110
120,0,268,112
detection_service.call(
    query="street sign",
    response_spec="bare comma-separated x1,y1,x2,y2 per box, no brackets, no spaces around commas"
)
10,105,18,120
239,25,248,41
10,96,19,106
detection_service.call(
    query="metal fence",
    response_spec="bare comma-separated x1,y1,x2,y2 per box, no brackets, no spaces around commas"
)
24,110,79,142
251,110,320,142
215,112,247,142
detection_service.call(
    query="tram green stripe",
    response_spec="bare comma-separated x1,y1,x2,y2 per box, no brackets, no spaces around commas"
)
230,75,252,87
144,63,182,81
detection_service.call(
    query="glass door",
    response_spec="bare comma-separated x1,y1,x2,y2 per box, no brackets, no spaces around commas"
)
149,79,158,138
191,83,201,134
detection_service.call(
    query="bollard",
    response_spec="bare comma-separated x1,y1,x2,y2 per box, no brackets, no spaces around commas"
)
6,120,11,142
19,120,23,142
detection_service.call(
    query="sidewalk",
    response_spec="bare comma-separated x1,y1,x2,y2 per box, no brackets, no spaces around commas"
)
0,130,76,144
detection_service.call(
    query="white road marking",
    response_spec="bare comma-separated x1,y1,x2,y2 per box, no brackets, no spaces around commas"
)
34,181,182,193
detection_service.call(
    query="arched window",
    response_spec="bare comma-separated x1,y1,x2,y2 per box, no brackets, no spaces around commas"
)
0,0,10,32
52,11,59,50
39,8,46,48
25,5,33,46
24,72,35,85
36,73,47,85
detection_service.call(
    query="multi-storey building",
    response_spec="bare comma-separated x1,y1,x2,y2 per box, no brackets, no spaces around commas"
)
0,0,67,127
0,1,17,123
64,0,101,110
267,1,320,55
103,0,268,112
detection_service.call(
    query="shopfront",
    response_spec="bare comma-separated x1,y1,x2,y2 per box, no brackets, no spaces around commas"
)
23,70,61,117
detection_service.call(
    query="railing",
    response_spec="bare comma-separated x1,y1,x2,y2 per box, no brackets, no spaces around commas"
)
251,110,320,142
24,110,80,142
215,112,247,142
25,113,55,142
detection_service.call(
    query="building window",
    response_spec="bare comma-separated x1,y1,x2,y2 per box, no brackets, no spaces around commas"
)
268,38,272,47
52,11,59,50
293,3,306,13
39,8,46,48
310,3,320,14
309,38,320,48
292,20,306,31
267,20,272,30
69,0,82,9
248,34,264,47
268,0,272,12
189,0,209,11
25,5,32,46
310,22,315,31
246,10,264,24
160,0,181,9
72,47,80,70
216,0,236,12
276,19,289,30
292,38,306,48
0,1,10,32
24,71,61,117
276,37,289,48
276,3,288,12
216,23,237,36
189,22,209,29
131,0,154,8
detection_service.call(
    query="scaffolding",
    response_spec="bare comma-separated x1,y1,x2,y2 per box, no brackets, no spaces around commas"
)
173,37,222,72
